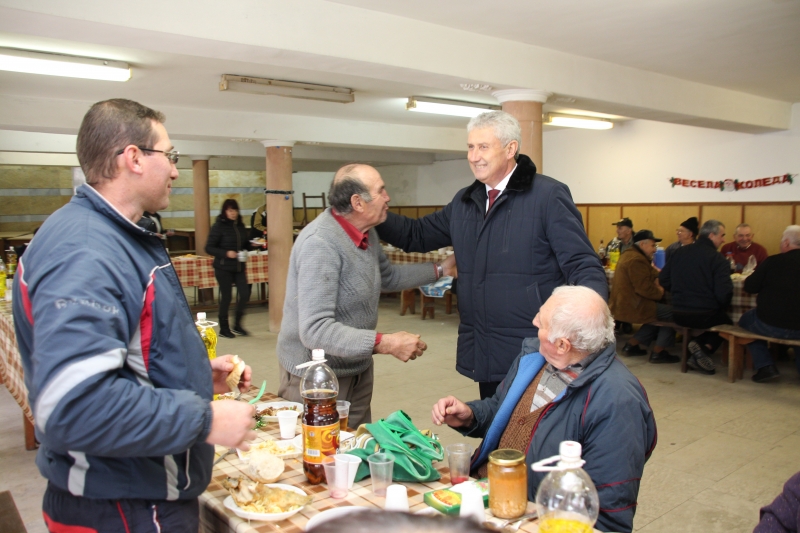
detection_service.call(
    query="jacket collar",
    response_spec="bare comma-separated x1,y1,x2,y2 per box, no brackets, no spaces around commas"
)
518,336,616,390
461,153,538,203
76,183,157,239
625,243,649,261
697,235,718,250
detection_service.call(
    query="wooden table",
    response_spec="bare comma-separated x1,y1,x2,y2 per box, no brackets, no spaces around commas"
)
168,227,196,252
202,391,549,533
0,301,36,450
383,248,453,317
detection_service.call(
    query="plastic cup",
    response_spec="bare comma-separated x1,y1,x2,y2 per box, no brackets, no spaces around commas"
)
459,484,486,523
367,452,395,497
334,454,362,489
322,456,348,499
446,443,472,486
336,400,351,431
384,484,409,512
277,410,299,439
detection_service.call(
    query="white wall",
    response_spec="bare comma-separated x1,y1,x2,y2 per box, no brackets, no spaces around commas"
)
410,104,800,205
291,171,334,208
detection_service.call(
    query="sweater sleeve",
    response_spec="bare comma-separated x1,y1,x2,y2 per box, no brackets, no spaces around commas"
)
294,235,378,358
375,241,437,292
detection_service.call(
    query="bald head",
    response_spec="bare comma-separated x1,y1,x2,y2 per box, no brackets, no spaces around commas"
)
329,164,374,215
545,286,615,355
328,163,390,230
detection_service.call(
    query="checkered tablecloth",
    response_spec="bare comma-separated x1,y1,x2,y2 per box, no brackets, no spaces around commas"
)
605,270,755,324
202,391,545,533
172,254,269,289
0,300,33,424
383,248,450,265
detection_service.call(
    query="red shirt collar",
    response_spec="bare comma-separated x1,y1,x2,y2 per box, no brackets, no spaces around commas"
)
331,209,370,250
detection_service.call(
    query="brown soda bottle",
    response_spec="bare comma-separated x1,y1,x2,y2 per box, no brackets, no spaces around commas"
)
298,349,340,484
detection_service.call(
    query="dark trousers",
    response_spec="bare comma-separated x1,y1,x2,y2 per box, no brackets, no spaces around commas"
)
673,308,732,354
43,483,199,533
215,268,250,323
479,381,501,400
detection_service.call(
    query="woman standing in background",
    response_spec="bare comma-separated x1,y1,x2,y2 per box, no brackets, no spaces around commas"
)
206,199,253,338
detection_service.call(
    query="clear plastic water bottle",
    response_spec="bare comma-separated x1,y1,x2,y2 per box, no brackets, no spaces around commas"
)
296,349,340,484
532,441,599,533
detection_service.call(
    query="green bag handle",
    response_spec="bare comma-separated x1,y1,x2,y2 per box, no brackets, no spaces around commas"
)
347,411,442,483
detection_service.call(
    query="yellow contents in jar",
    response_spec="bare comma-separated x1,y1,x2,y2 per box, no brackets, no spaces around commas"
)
537,517,593,533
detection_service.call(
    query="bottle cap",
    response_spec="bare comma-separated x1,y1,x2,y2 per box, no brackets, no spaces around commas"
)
197,312,206,321
312,349,325,361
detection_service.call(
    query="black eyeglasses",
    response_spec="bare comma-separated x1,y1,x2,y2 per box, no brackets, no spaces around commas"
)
116,146,179,164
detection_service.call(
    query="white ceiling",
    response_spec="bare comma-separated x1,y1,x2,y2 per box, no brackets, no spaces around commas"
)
0,0,797,169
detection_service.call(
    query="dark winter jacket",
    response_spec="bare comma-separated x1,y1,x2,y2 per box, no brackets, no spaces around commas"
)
205,214,252,273
462,338,657,533
376,154,607,383
659,235,732,313
609,245,663,324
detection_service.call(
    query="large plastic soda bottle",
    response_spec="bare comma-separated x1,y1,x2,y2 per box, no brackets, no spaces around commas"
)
532,441,599,533
297,349,339,484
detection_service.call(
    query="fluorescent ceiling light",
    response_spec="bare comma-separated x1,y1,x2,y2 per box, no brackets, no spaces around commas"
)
220,74,354,103
0,48,130,81
406,96,500,118
544,113,613,130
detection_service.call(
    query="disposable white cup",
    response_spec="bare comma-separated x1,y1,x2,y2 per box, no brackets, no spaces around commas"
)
276,410,299,439
322,456,348,499
384,484,409,512
459,484,486,523
334,454,362,489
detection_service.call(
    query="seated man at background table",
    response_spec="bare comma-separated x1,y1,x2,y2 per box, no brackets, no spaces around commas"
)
277,164,455,427
610,230,679,364
738,225,800,383
432,286,656,533
665,216,698,264
13,99,256,532
719,223,769,272
609,217,635,254
659,219,733,375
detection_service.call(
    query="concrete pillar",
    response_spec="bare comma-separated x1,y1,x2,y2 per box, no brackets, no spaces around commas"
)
261,141,295,333
191,156,211,256
493,90,551,173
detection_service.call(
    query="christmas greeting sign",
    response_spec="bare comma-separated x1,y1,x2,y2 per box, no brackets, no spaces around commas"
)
669,174,795,192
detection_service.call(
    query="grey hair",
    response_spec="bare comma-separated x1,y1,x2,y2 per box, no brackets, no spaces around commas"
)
782,225,800,247
735,223,752,232
699,220,725,238
467,111,522,155
547,286,615,354
328,164,373,215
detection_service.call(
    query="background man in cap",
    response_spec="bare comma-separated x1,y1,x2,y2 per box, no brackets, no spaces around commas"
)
610,230,679,363
665,216,698,264
609,217,635,253
719,223,769,273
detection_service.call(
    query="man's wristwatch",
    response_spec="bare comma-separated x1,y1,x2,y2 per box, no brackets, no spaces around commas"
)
436,262,444,279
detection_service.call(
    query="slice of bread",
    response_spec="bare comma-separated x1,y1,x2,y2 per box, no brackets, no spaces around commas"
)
245,450,285,483
226,355,245,392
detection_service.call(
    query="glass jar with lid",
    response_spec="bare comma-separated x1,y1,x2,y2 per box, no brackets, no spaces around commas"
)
488,449,528,519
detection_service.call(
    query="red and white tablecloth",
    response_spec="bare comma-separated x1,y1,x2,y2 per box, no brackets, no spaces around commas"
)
383,248,451,265
0,300,33,424
172,254,269,289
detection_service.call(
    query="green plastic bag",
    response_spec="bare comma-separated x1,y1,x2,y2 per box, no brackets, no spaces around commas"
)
346,410,444,483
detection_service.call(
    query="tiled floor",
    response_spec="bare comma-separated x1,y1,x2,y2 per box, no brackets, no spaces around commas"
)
2,296,798,532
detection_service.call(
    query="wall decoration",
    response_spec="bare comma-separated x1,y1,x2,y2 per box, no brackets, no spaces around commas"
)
669,174,794,192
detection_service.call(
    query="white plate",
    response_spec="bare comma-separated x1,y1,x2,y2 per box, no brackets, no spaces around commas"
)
223,483,310,522
256,401,303,422
304,506,373,531
238,435,303,461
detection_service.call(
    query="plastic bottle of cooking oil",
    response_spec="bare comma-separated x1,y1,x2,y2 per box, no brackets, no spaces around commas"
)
0,260,6,300
532,441,599,533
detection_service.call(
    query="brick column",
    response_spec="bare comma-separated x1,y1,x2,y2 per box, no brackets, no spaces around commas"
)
191,156,210,256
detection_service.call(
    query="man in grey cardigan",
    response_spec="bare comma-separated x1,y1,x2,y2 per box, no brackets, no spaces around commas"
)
277,164,456,426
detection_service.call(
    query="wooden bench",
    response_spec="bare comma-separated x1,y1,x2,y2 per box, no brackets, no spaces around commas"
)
710,324,800,383
420,291,454,320
649,321,715,374
0,491,27,533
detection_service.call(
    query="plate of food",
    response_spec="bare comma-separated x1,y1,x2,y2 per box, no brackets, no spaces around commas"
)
238,436,303,461
304,506,373,531
256,401,303,422
223,478,312,522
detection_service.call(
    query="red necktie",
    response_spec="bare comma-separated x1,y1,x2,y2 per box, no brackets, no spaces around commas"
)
487,189,501,215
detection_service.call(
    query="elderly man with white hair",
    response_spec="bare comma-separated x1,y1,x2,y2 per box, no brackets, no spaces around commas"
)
738,225,800,383
432,286,656,533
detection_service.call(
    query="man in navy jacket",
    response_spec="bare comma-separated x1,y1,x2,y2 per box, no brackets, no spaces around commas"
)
432,286,655,533
377,111,606,398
